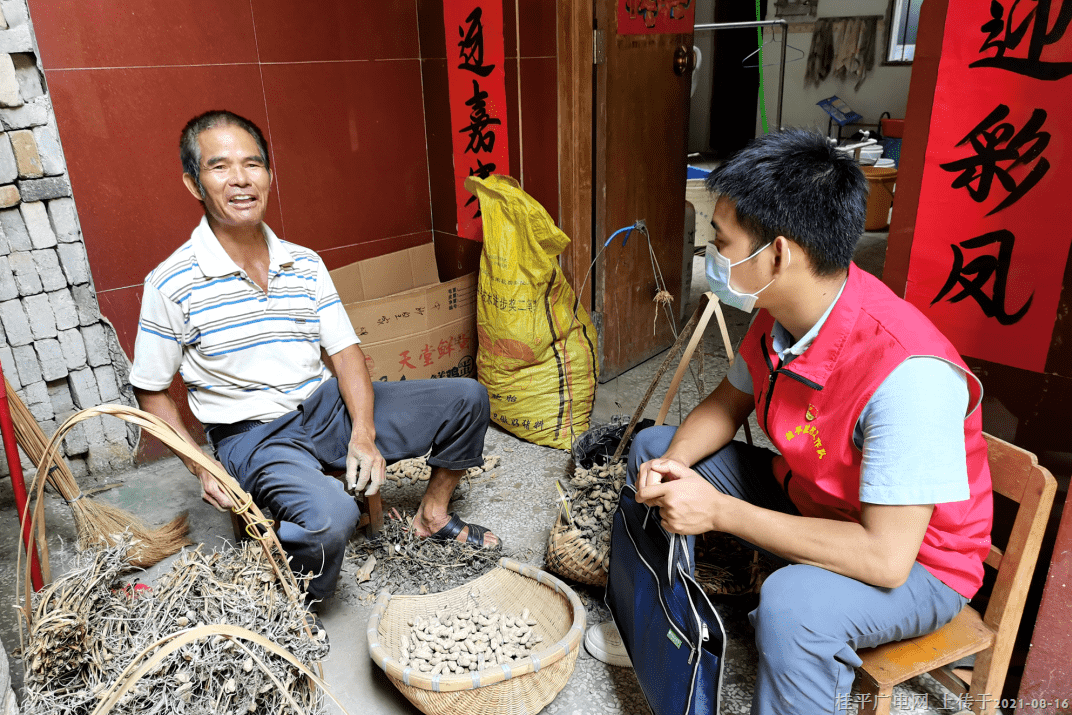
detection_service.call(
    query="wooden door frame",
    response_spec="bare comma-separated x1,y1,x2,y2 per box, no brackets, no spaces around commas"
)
557,0,594,313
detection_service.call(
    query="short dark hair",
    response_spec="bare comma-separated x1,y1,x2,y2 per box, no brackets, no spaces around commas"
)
179,110,270,195
705,129,868,276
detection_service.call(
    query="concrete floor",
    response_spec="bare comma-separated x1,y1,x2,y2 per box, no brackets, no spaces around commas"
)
0,231,980,714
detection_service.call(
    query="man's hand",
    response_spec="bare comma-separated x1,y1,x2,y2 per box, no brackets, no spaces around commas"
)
189,457,234,512
635,458,726,535
636,456,689,491
346,433,386,496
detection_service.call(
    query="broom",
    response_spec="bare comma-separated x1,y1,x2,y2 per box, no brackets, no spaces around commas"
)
4,377,191,572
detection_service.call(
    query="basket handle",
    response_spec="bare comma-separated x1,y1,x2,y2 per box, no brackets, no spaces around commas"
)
610,292,746,463
654,293,728,426
89,623,352,715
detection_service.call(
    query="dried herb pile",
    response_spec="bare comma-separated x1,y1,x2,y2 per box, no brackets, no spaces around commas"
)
20,540,328,715
348,510,506,598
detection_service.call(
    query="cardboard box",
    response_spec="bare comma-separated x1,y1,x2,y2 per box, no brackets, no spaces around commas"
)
330,244,477,382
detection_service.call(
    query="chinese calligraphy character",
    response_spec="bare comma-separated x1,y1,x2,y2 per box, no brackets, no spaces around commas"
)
399,350,417,370
420,344,434,366
457,7,495,77
931,230,1034,325
939,104,1050,215
460,79,501,154
971,0,1072,80
464,157,496,217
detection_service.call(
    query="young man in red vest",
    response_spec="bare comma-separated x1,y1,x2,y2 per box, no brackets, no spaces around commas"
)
587,129,993,714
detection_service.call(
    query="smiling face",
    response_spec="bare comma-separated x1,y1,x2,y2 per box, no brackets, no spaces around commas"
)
182,125,271,230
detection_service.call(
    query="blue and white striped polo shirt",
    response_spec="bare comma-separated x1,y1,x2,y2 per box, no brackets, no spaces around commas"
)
129,216,359,425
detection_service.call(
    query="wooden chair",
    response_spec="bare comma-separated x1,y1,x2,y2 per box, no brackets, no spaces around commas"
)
854,434,1057,715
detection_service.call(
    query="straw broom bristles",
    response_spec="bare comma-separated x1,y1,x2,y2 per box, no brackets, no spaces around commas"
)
4,377,190,569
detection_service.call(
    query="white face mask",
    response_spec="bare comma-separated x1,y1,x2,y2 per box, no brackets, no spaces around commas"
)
704,241,787,313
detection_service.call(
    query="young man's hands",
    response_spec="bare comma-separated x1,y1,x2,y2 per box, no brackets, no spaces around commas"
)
635,458,730,535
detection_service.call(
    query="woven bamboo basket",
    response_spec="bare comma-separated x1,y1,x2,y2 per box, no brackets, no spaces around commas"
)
367,558,585,715
546,515,766,596
545,513,607,586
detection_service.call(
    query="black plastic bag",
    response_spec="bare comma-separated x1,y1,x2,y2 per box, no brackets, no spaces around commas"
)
571,416,655,469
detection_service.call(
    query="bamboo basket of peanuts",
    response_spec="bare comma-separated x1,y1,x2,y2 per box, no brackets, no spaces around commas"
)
367,558,585,715
545,459,625,586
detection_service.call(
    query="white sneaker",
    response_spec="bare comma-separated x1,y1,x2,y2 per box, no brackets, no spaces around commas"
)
585,621,633,668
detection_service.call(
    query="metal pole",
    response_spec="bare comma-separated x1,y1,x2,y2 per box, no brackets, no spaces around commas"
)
692,19,789,131
0,369,44,591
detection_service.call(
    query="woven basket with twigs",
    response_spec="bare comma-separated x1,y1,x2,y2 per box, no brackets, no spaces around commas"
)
545,513,608,586
368,559,585,715
15,404,357,715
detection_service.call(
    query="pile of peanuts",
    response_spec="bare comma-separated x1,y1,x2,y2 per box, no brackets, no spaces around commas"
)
564,460,627,569
386,455,502,486
398,604,544,676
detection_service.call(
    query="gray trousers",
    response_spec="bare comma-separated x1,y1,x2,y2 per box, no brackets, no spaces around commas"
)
629,426,968,715
214,377,489,600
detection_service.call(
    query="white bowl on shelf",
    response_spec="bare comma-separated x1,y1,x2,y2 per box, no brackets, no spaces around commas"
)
857,145,884,165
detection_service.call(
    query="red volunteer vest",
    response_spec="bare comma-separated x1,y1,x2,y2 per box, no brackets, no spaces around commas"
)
738,264,992,597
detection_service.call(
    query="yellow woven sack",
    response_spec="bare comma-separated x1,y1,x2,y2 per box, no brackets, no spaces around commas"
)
465,175,598,449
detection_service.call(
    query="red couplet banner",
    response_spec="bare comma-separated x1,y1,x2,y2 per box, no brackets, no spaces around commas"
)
443,0,510,240
617,0,695,35
903,1,1072,373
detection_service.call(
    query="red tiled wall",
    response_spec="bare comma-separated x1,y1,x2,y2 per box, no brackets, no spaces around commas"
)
28,0,558,453
30,0,559,349
420,0,559,280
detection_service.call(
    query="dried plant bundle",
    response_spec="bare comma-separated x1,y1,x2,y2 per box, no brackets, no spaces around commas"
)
17,405,308,654
20,540,331,715
349,508,504,598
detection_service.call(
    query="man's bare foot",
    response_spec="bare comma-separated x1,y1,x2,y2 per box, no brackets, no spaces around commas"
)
413,506,501,548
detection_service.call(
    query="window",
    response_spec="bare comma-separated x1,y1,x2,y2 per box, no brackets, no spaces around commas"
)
886,0,923,63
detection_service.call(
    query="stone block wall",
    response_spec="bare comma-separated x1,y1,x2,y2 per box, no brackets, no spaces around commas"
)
0,637,16,715
0,0,137,480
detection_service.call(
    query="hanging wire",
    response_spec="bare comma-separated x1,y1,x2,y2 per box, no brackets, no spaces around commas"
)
755,0,769,134
563,221,712,449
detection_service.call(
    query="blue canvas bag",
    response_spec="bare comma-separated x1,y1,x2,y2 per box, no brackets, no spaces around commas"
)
606,484,727,715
